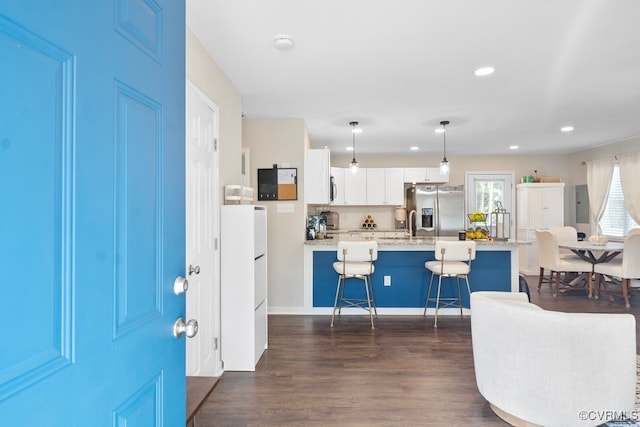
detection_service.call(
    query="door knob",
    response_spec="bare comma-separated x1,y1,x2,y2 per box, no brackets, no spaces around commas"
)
188,264,200,275
173,317,198,338
173,276,189,295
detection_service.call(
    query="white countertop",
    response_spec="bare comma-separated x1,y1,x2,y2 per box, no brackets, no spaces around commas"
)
305,235,519,247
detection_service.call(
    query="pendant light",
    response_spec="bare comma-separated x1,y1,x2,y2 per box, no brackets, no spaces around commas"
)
349,121,359,174
439,120,450,175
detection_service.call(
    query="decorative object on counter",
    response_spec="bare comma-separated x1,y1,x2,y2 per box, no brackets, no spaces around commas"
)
349,121,360,174
439,120,450,175
588,234,609,246
224,185,254,204
466,211,489,240
361,214,378,230
490,200,510,241
458,230,466,240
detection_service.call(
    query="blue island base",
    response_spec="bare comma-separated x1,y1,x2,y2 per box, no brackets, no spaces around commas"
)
313,250,511,308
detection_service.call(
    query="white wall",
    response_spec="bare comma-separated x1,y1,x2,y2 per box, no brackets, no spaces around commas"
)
186,29,243,187
242,118,309,311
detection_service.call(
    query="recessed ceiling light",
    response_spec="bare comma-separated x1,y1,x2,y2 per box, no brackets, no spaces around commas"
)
474,66,495,76
509,145,519,150
560,126,574,132
274,34,295,50
346,146,354,151
434,128,445,134
410,146,419,151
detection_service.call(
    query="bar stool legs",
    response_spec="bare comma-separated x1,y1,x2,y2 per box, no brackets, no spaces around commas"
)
424,272,471,328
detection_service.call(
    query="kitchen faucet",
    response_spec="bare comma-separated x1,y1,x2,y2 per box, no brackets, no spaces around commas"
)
408,210,416,239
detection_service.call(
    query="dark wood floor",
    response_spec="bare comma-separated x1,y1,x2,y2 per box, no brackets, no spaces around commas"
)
192,276,639,426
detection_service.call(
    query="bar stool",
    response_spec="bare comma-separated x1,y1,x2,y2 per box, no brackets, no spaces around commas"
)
331,241,378,329
424,240,476,328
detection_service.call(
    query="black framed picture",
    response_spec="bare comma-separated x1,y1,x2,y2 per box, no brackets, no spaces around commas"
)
257,167,297,201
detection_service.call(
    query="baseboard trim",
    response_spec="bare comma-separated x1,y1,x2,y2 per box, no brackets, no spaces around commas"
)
268,306,472,316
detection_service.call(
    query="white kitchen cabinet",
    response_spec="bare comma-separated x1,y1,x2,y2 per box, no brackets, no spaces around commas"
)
304,148,331,204
426,167,449,184
516,183,565,275
345,168,367,205
403,167,449,184
221,205,267,371
366,168,404,205
331,167,367,205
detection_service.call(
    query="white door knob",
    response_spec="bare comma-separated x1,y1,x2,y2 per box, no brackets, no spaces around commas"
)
188,264,201,275
173,317,198,338
173,276,189,295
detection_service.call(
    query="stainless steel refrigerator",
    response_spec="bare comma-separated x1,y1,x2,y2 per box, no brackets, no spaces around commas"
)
406,185,465,237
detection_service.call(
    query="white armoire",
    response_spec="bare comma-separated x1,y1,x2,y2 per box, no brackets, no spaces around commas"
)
516,183,565,275
221,205,267,371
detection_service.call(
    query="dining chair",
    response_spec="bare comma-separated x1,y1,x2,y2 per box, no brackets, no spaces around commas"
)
535,229,593,297
424,240,476,328
593,228,640,308
548,226,581,260
331,240,378,329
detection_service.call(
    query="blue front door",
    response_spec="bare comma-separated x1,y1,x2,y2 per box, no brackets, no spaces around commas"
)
0,1,186,425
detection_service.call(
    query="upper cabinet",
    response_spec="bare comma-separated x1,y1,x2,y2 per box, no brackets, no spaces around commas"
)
304,149,331,204
366,168,404,205
331,167,367,205
344,168,367,205
331,167,402,206
403,167,449,184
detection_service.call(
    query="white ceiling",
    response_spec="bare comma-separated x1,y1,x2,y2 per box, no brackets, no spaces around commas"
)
187,0,640,156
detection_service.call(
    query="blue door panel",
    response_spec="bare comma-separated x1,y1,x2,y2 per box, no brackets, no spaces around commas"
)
0,1,185,425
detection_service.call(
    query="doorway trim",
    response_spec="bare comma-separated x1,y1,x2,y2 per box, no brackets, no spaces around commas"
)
186,79,222,376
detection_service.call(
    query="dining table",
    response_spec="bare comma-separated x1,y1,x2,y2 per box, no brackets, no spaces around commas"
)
557,240,624,298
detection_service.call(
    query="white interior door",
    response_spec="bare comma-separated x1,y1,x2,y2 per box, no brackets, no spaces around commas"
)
186,81,221,376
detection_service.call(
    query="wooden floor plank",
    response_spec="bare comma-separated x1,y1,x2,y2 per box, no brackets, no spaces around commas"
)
193,275,639,426
187,376,219,424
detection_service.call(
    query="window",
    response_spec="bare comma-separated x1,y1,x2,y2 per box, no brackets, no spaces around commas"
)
599,164,639,237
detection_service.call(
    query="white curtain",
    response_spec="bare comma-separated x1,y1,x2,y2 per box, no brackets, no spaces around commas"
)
586,158,614,235
618,152,640,226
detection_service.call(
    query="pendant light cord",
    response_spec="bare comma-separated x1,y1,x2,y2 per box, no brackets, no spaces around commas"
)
441,121,448,161
352,130,357,163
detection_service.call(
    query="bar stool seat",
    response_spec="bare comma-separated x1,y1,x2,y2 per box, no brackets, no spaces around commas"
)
424,240,476,328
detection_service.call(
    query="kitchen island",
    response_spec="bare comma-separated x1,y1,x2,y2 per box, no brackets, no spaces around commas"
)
303,236,520,314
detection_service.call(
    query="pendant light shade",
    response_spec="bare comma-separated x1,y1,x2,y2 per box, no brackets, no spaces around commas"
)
349,121,359,174
439,120,450,175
